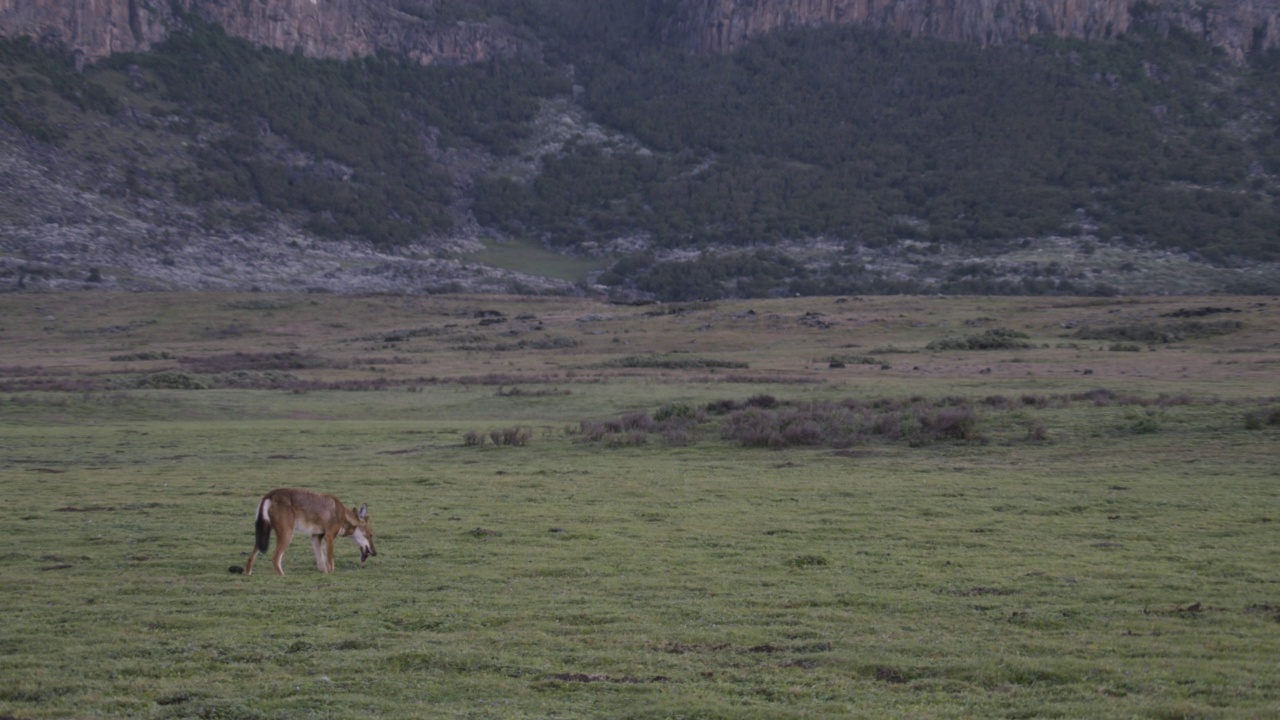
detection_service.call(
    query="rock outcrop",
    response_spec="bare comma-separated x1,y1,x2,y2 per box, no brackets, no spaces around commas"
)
0,0,171,63
657,0,1280,61
4,0,1277,65
0,0,539,65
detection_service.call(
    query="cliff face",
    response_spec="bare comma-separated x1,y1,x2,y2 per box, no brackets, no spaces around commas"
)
0,0,171,61
658,0,1280,61
194,0,538,66
0,0,538,65
3,0,1277,66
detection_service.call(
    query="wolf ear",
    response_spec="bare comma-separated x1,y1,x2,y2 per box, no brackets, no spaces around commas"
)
357,503,368,520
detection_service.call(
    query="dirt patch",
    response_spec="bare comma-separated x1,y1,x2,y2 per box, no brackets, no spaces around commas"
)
1144,602,1208,616
658,641,732,654
952,586,1019,597
874,666,912,684
1245,604,1280,622
549,673,669,684
1162,306,1241,318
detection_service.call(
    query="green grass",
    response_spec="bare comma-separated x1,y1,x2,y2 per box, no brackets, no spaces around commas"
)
470,237,606,283
2,293,1279,718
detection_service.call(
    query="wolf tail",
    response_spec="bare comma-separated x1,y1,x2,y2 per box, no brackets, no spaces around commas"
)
254,498,272,553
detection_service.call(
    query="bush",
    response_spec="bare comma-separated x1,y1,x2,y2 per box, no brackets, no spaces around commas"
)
1075,320,1243,344
109,351,175,361
601,354,749,370
1243,407,1280,429
653,402,698,422
918,406,982,443
704,399,742,415
926,328,1032,351
136,371,207,390
1025,419,1050,442
1075,388,1118,406
180,352,331,373
618,411,655,433
468,427,531,447
715,397,984,449
1122,411,1161,434
827,354,882,366
981,395,1015,410
786,554,830,569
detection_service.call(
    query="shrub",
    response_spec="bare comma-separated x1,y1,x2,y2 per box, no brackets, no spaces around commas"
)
1075,388,1118,406
981,395,1015,410
576,420,608,442
607,431,649,448
919,405,982,443
786,554,830,569
653,402,697,422
136,371,208,390
826,354,882,366
662,427,693,446
719,407,779,447
109,351,175,361
926,328,1032,351
496,386,571,398
180,352,331,373
618,411,655,432
574,409,695,447
871,410,907,440
1123,411,1161,434
705,399,742,415
1243,407,1280,429
503,427,533,446
1025,419,1050,442
781,419,824,446
602,354,749,370
1075,320,1243,344
477,427,531,446
714,397,984,449
523,335,582,350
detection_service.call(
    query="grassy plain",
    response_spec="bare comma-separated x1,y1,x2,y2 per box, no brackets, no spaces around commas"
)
1,292,1278,719
470,238,608,284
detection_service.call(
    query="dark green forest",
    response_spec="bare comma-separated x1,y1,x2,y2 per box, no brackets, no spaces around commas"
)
2,0,1280,298
130,19,568,245
482,20,1279,261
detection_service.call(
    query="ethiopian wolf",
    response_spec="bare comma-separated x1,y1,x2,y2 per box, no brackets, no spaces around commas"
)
245,488,376,576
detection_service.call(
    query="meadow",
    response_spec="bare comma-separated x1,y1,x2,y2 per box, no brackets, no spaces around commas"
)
1,292,1278,719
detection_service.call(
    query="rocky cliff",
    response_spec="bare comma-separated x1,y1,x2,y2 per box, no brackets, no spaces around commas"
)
658,0,1280,61
0,0,538,65
4,0,1278,65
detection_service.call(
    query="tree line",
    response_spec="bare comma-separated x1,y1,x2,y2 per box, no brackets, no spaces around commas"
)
476,19,1279,265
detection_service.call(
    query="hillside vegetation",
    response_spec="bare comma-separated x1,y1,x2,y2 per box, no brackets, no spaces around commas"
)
2,2,1280,296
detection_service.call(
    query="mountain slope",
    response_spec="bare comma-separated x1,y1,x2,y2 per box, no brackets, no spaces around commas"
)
484,18,1280,297
1,2,1279,296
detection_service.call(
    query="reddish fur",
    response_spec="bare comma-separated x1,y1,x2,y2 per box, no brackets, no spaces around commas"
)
245,488,376,576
